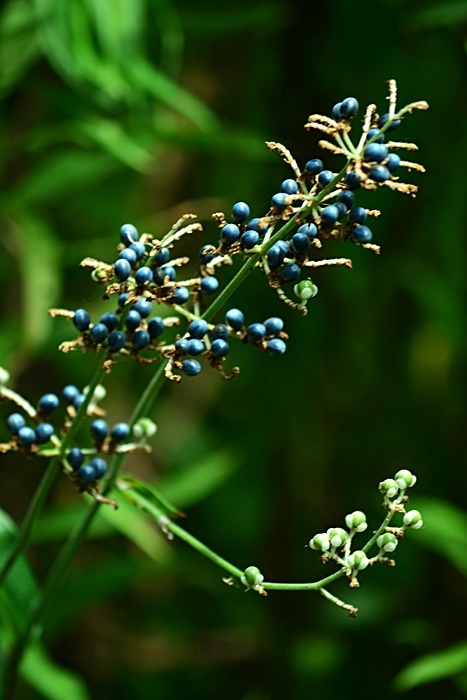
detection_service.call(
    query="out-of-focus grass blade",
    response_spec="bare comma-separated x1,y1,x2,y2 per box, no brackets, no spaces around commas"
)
406,1,467,30
0,0,40,96
83,0,144,62
117,476,183,518
393,639,467,691
31,507,113,544
22,644,90,700
79,119,153,172
182,3,288,33
413,496,467,577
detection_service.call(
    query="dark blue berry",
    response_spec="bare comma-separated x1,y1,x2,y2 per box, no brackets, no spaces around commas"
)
200,276,219,295
100,312,119,332
318,170,334,188
147,317,165,338
153,266,175,285
134,298,152,318
7,413,25,435
211,339,229,358
77,465,96,485
266,338,287,356
73,394,86,410
369,164,390,182
225,309,244,330
305,159,323,175
364,143,389,163
67,447,84,470
210,324,229,341
264,317,284,335
110,423,130,443
281,179,299,195
35,423,54,444
199,245,215,265
246,323,266,342
175,338,189,354
90,323,109,344
345,171,361,190
271,193,288,210
130,242,146,261
276,240,289,254
353,225,373,243
186,339,205,356
171,287,190,304
108,330,126,352
386,154,401,173
221,224,240,244
246,218,267,233
17,426,36,447
135,267,153,286
73,309,91,332
118,248,137,265
334,202,347,219
181,359,202,377
37,393,59,414
132,330,150,350
267,244,286,268
332,103,342,119
91,457,107,478
62,385,80,404
188,319,208,338
114,259,132,281
367,128,385,144
125,310,141,331
154,248,170,265
349,207,367,224
340,97,359,118
91,419,109,443
118,293,129,308
281,263,301,283
378,113,401,131
337,190,355,209
297,223,317,239
120,224,139,246
240,230,259,249
292,232,310,254
321,205,339,225
232,202,250,223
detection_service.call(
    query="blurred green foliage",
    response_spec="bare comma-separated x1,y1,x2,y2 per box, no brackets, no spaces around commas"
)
1,0,467,698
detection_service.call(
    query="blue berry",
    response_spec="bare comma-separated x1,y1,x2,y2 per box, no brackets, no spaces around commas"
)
221,224,240,244
125,310,141,331
297,223,317,239
118,248,137,265
118,293,129,308
281,179,299,195
120,224,139,246
90,323,109,344
130,242,146,261
246,218,267,233
305,159,323,175
132,330,151,350
369,164,390,183
353,225,373,243
134,298,152,318
378,113,401,131
276,240,289,255
266,338,287,356
135,266,153,286
175,338,189,354
147,317,165,338
225,309,244,330
73,393,86,410
108,330,126,352
349,207,367,224
110,423,130,443
246,323,266,342
292,232,310,254
35,423,54,444
201,276,219,295
188,319,208,339
181,359,202,377
62,385,79,404
154,248,170,265
114,259,132,282
321,205,339,225
199,245,215,265
364,143,389,163
340,97,359,118
67,447,84,470
100,312,119,332
153,266,176,285
334,202,347,220
386,154,401,173
367,128,385,144
210,324,229,341
211,339,229,358
77,465,96,485
7,413,25,435
91,457,107,478
267,244,286,268
186,339,205,356
91,419,108,443
73,309,91,332
281,263,301,283
332,103,342,119
232,202,250,223
318,170,334,188
37,393,59,414
240,230,259,249
171,287,190,304
337,190,355,209
345,171,361,190
271,193,288,210
17,426,36,447
264,317,284,335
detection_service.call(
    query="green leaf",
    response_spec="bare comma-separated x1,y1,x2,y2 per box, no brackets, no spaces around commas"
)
79,119,153,172
0,0,40,96
21,644,90,700
31,507,113,544
413,496,467,577
407,1,467,30
117,475,183,518
393,639,467,691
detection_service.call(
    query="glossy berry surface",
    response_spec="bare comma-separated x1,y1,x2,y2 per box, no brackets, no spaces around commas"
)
73,394,86,410
188,319,208,339
332,102,342,119
318,170,334,188
90,419,109,443
114,259,131,281
349,207,367,224
91,457,107,478
321,205,339,225
134,298,152,318
67,447,85,470
297,223,317,239
73,309,91,332
181,359,201,377
369,164,390,182
211,338,230,358
345,171,361,190
292,232,310,253
125,310,141,331
171,287,190,304
118,248,137,265
364,143,389,162
232,202,250,223
264,317,284,335
340,97,359,118
35,423,54,444
132,330,150,350
77,465,96,485
281,179,299,194
266,338,287,356
225,309,244,330
7,413,26,435
37,393,59,414
147,317,165,338
281,263,301,283
110,422,130,443
90,323,109,344
17,426,36,447
246,323,266,342
267,245,286,268
62,385,79,404
186,339,205,356
240,230,259,249
271,193,288,210
175,338,189,354
334,202,347,219
201,276,219,295
367,128,385,143
337,190,355,209
246,218,267,233
100,312,119,331
378,113,401,131
108,330,126,352
386,154,401,173
120,223,139,246
118,293,129,308
221,224,240,244
305,158,323,175
154,248,170,265
130,242,146,261
353,225,373,243
134,267,153,286
211,324,229,341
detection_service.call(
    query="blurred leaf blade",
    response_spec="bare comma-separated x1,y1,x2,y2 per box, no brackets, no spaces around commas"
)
413,496,467,577
21,644,90,700
393,639,467,691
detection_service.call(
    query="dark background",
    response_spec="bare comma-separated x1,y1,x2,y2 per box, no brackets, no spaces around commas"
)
1,0,467,698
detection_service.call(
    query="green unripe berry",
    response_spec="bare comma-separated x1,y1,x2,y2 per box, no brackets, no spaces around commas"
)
84,384,106,403
395,469,417,489
0,367,10,386
403,510,423,529
347,550,369,571
133,417,157,439
294,280,318,301
379,478,399,499
327,527,347,548
241,566,264,587
345,511,368,533
376,532,398,552
309,533,331,552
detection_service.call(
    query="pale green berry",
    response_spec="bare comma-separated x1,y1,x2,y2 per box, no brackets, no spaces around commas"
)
347,550,369,571
376,532,398,552
345,511,368,533
133,417,157,439
326,527,347,548
309,533,331,552
395,469,417,489
241,566,264,587
379,478,399,499
403,510,423,529
294,280,318,300
0,367,10,386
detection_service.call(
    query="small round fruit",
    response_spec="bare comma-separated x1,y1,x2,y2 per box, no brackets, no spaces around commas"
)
271,193,288,211
305,159,323,175
181,359,202,377
378,113,401,131
132,330,150,350
100,312,119,332
108,330,126,352
263,317,284,335
369,164,390,182
240,230,259,249
114,259,132,281
232,202,250,223
77,465,96,485
225,308,244,330
35,423,55,444
62,385,80,404
281,263,301,283
120,223,139,246
246,323,266,342
320,205,339,225
154,248,170,265
292,232,310,254
211,324,229,341
90,419,109,443
110,422,131,443
281,179,299,194
134,267,153,286
73,309,91,332
297,222,317,239
17,426,36,447
188,319,208,339
186,339,205,356
125,310,141,331
134,298,153,318
147,317,165,338
118,248,137,265
318,170,334,188
364,143,389,163
210,339,229,358
340,97,359,118
7,413,26,435
266,338,287,356
200,276,219,295
337,190,355,209
171,287,190,304
352,225,373,243
349,207,367,224
90,323,109,344
221,224,241,244
37,393,59,414
386,154,401,173
267,244,286,268
67,447,85,470
345,171,361,190
91,457,107,478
